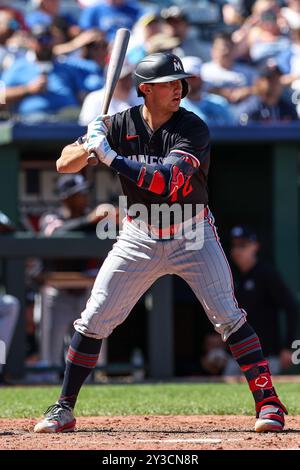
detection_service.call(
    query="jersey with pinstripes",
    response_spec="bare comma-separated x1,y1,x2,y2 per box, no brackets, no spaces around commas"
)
74,105,246,342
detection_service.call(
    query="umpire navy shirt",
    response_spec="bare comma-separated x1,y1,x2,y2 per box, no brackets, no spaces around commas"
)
231,261,298,356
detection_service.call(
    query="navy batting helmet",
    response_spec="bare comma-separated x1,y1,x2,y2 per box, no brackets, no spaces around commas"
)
133,52,192,98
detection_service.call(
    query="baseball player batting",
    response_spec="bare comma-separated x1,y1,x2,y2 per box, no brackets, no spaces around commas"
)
34,53,287,434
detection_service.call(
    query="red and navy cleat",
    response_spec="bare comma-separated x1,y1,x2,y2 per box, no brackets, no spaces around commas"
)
255,399,288,432
34,402,76,433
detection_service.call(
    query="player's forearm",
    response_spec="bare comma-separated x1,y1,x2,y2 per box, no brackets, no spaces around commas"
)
110,156,168,194
57,142,88,173
110,153,198,197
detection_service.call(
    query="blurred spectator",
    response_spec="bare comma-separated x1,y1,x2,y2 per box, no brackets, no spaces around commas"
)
277,26,300,76
0,210,20,384
199,333,230,376
58,30,108,95
38,174,116,370
1,24,91,119
4,28,34,65
0,294,20,384
0,2,26,31
0,9,19,43
181,56,234,125
127,12,162,64
79,60,142,124
222,0,253,34
24,282,39,365
0,9,23,72
25,0,79,38
281,0,300,30
224,225,298,375
277,26,300,117
50,15,74,47
233,62,298,123
201,32,256,104
53,27,107,59
79,0,142,42
145,33,181,55
0,210,41,369
161,5,211,61
222,4,245,34
233,0,291,64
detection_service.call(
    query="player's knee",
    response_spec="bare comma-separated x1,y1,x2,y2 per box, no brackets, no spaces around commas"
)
74,319,112,340
217,316,247,342
86,290,109,310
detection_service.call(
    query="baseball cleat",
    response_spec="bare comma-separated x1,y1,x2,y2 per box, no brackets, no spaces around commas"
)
255,404,286,432
34,402,76,433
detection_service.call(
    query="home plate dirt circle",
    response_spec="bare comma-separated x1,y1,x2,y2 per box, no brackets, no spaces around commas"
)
1,416,300,450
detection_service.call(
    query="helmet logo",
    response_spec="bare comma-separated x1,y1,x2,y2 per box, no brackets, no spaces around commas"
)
173,59,182,72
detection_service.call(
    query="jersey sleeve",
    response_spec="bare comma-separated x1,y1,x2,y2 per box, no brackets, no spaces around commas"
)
168,115,210,168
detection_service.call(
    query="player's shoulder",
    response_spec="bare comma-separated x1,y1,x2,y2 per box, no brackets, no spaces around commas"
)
178,107,209,127
110,106,140,126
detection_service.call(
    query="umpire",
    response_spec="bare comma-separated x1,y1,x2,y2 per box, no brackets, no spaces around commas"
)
225,225,298,375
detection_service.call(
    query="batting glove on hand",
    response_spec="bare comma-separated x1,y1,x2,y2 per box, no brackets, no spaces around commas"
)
84,134,117,166
87,114,111,137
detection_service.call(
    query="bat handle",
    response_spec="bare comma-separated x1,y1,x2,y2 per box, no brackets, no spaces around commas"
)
78,133,99,166
87,151,99,166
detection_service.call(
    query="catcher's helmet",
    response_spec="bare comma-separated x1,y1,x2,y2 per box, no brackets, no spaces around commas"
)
133,52,192,98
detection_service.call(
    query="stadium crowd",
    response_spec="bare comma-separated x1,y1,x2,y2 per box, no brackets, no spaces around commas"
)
1,0,300,124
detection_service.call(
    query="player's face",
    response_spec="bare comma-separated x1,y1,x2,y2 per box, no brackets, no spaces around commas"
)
152,80,182,112
150,80,183,112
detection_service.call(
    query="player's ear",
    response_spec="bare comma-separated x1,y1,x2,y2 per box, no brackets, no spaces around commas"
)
139,83,152,95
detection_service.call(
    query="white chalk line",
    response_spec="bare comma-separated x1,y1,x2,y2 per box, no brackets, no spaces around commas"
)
136,438,242,444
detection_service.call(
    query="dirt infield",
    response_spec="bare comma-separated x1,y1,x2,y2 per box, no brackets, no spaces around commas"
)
1,416,300,450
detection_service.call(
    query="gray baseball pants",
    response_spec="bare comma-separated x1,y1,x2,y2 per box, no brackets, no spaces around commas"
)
74,209,246,342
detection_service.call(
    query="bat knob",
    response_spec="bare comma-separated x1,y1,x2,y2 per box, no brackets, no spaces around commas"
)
87,151,99,166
